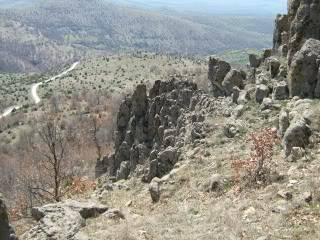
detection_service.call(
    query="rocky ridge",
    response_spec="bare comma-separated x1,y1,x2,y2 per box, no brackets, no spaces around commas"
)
95,79,220,183
15,0,320,239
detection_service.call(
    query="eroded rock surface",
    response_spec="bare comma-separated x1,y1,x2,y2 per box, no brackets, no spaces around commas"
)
288,38,320,98
96,79,209,182
288,0,320,65
21,200,108,240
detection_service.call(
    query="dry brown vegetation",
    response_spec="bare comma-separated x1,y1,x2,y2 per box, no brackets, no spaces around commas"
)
0,53,207,218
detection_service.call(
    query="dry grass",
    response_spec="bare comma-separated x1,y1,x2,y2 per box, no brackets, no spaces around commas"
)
75,98,320,240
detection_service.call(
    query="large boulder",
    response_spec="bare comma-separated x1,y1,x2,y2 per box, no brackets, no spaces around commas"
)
278,109,290,138
272,82,289,100
22,200,108,240
208,57,231,85
288,39,320,98
249,54,261,68
282,118,312,157
255,84,270,103
0,195,17,240
149,178,161,203
267,58,281,78
222,69,245,96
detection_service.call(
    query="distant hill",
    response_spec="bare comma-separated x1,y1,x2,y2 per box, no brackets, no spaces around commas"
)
109,0,287,16
0,0,274,73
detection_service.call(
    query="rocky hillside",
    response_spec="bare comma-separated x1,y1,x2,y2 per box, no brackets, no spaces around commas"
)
5,0,320,239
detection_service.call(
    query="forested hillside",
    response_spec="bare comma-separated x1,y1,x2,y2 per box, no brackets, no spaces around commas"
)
0,0,273,73
112,0,287,15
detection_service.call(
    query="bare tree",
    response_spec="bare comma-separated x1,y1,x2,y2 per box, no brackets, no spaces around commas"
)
35,115,70,202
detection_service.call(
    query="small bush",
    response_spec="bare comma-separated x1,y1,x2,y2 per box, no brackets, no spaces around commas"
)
232,128,277,186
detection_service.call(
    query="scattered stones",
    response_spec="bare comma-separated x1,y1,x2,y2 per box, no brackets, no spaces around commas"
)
237,90,250,105
277,190,293,200
261,98,275,110
224,123,239,138
233,105,245,118
301,192,313,203
272,200,290,214
104,208,125,220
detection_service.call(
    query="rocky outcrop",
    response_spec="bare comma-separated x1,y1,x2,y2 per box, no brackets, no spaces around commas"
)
208,57,247,96
288,38,320,98
249,54,261,68
0,195,17,240
287,0,320,66
21,200,108,240
282,118,311,157
255,84,270,103
208,57,231,85
222,69,246,96
208,57,231,96
96,79,206,182
273,14,289,54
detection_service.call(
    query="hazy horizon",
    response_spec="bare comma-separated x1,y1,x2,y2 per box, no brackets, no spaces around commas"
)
0,0,287,16
110,0,287,16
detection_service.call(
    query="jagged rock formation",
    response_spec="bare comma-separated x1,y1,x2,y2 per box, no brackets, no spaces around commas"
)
288,38,320,98
96,79,213,182
273,0,320,65
287,0,320,65
21,200,108,240
0,195,17,240
208,57,247,97
273,14,289,56
208,57,231,96
271,0,320,98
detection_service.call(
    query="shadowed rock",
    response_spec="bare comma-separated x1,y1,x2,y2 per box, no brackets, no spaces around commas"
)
0,195,17,240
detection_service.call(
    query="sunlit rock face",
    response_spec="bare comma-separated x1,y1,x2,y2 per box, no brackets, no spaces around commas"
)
287,0,320,65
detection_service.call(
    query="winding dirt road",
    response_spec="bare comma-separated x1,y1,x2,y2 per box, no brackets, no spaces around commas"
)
0,62,79,119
